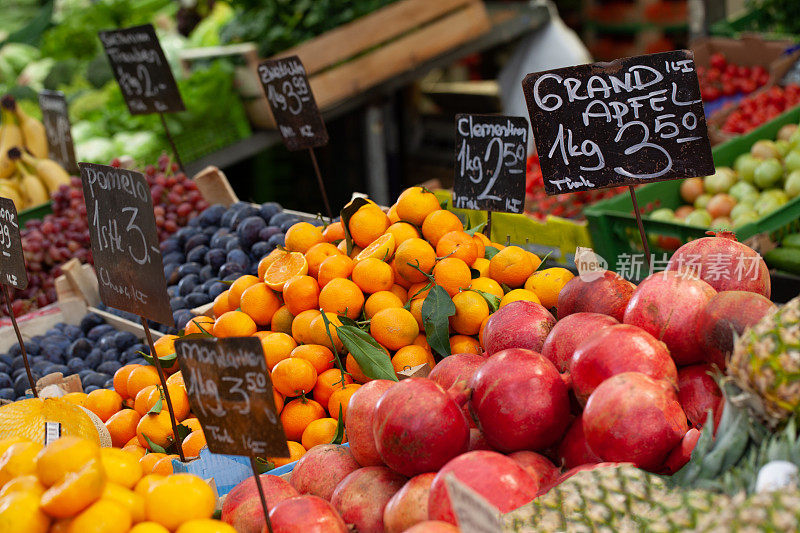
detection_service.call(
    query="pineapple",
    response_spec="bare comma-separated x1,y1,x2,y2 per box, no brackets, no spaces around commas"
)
729,296,800,429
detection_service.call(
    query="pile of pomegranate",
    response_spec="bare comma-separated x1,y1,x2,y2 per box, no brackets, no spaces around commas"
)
220,232,775,532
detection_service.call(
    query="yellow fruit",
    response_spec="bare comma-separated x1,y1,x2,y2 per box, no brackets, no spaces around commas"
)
0,441,42,486
472,257,490,277
391,345,435,373
0,398,105,446
0,474,45,498
100,447,144,489
0,489,51,533
396,187,440,226
144,474,215,530
264,252,308,291
267,441,306,468
489,246,535,288
352,258,394,294
130,522,170,533
364,291,404,319
285,222,324,253
421,210,463,247
133,474,165,497
348,205,390,248
370,308,419,351
394,238,436,283
176,519,238,533
470,277,504,299
432,257,472,297
499,289,541,308
40,457,106,518
67,499,131,533
319,278,365,320
36,435,100,487
450,334,482,355
451,291,491,336
524,267,575,309
60,393,88,407
385,222,420,247
102,483,145,523
11,100,48,159
301,418,339,450
354,233,395,262
308,312,344,353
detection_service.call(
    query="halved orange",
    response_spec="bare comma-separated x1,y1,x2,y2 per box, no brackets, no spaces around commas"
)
264,252,309,291
354,233,396,263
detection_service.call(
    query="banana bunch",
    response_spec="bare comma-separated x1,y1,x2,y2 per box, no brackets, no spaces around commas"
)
0,94,70,211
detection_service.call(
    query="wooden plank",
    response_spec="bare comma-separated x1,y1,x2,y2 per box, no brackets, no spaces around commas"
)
193,166,239,206
310,2,490,110
87,306,165,341
274,0,479,75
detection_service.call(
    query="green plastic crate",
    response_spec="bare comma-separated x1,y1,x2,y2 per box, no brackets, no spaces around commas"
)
584,104,800,273
18,201,52,229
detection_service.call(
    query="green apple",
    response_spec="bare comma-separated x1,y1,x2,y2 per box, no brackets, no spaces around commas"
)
649,208,675,222
789,127,800,150
776,139,791,158
755,195,784,217
730,201,754,220
754,158,784,189
729,181,758,202
751,139,780,159
779,123,798,142
785,150,800,173
733,211,760,227
694,193,712,209
704,168,737,193
684,209,712,227
734,153,760,184
785,169,800,198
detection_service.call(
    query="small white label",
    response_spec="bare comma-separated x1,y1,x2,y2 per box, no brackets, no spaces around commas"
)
445,473,502,533
44,422,61,445
575,247,608,282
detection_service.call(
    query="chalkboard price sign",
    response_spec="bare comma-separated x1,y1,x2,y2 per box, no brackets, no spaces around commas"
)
257,56,328,151
0,198,28,291
78,163,173,325
98,24,185,115
175,337,289,458
453,114,528,214
38,90,78,174
522,50,715,195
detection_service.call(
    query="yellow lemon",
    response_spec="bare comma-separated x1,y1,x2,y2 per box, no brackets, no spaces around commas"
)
36,436,100,487
67,499,131,533
176,518,238,533
0,490,51,533
144,473,215,530
102,483,145,523
41,457,106,518
100,447,143,489
0,441,42,486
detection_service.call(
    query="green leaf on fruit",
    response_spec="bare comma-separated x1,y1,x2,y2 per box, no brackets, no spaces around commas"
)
220,279,235,286
147,395,163,415
422,285,455,357
439,199,449,210
183,321,214,338
143,435,167,454
175,423,192,444
337,315,359,329
465,222,486,236
533,251,553,272
330,404,345,445
254,457,275,474
336,325,398,381
484,246,500,260
471,289,500,313
340,197,371,255
141,350,177,369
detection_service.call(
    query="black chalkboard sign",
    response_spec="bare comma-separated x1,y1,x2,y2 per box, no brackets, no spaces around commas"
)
0,198,28,291
522,50,715,195
38,91,78,174
453,114,528,214
257,56,328,151
175,336,290,458
98,24,185,115
79,163,173,325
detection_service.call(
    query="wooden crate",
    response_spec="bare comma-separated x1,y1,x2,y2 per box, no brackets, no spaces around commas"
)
182,0,490,129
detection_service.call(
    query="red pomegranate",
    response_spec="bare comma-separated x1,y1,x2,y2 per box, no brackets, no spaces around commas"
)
583,372,689,472
346,379,395,467
268,495,347,533
557,414,601,470
469,348,570,453
508,451,560,488
557,270,636,322
428,353,486,389
665,231,770,297
623,270,717,365
677,365,723,428
331,466,407,533
481,300,556,355
428,451,539,525
541,312,619,372
373,378,469,477
289,445,361,501
569,324,677,405
695,290,777,369
661,428,701,474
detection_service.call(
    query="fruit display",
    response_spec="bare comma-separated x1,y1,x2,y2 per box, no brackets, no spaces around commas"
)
697,53,770,104
648,120,800,230
0,313,150,401
5,157,207,318
160,200,303,328
721,85,800,135
0,95,69,211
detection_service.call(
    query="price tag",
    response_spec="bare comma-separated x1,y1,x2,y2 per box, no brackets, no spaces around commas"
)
78,163,172,325
38,90,78,174
257,55,328,151
98,24,185,115
0,198,28,290
523,50,715,195
453,114,528,214
175,336,289,458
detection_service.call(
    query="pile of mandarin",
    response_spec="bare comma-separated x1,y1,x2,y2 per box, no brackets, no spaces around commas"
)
180,187,575,462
